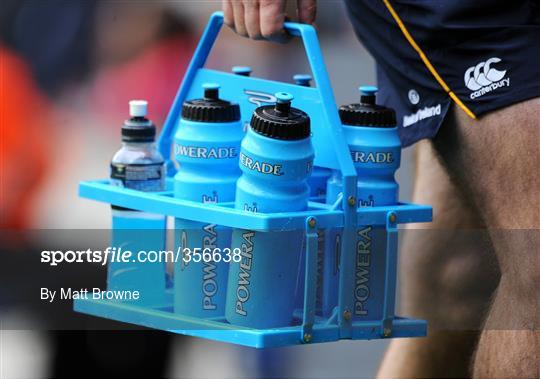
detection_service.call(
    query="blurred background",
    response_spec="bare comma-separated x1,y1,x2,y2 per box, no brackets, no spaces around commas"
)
1,1,417,377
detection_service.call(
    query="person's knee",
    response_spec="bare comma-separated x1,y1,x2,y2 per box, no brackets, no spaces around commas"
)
402,142,499,327
402,229,499,327
437,237,497,299
432,100,539,331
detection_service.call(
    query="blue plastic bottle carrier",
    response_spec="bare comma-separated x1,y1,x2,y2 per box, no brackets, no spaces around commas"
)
76,12,432,348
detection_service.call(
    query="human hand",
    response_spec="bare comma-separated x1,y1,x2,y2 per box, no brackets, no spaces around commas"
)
222,0,317,42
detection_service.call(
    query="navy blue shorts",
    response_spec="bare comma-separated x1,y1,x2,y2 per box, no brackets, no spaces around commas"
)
344,0,540,146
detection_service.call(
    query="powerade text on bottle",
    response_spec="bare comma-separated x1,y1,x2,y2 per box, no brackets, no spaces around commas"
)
109,100,166,304
323,86,400,319
226,92,314,328
173,83,243,317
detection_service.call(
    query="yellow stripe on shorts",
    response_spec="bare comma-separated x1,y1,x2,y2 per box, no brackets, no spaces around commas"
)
381,0,477,120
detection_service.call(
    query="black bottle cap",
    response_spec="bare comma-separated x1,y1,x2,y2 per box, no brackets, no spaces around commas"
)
339,86,396,127
250,92,310,140
121,100,156,142
181,83,240,123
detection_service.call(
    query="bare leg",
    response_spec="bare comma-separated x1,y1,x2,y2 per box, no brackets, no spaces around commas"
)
431,99,540,378
378,140,499,378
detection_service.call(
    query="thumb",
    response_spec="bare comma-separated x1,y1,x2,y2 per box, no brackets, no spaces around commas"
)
297,0,317,24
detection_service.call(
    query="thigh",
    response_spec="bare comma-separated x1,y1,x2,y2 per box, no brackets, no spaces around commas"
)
434,100,540,377
401,140,499,329
433,100,539,227
433,99,539,269
377,140,500,379
432,99,539,333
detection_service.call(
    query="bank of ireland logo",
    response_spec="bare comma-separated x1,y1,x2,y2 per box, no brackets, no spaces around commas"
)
408,89,420,105
464,57,510,99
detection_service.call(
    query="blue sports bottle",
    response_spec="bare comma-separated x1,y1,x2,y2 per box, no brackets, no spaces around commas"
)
226,92,314,328
323,86,400,319
173,83,243,317
109,100,166,305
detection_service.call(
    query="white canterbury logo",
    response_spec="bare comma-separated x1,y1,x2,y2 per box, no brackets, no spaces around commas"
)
464,57,510,99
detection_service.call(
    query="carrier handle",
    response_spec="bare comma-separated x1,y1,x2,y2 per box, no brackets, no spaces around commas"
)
158,11,354,182
157,14,358,330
